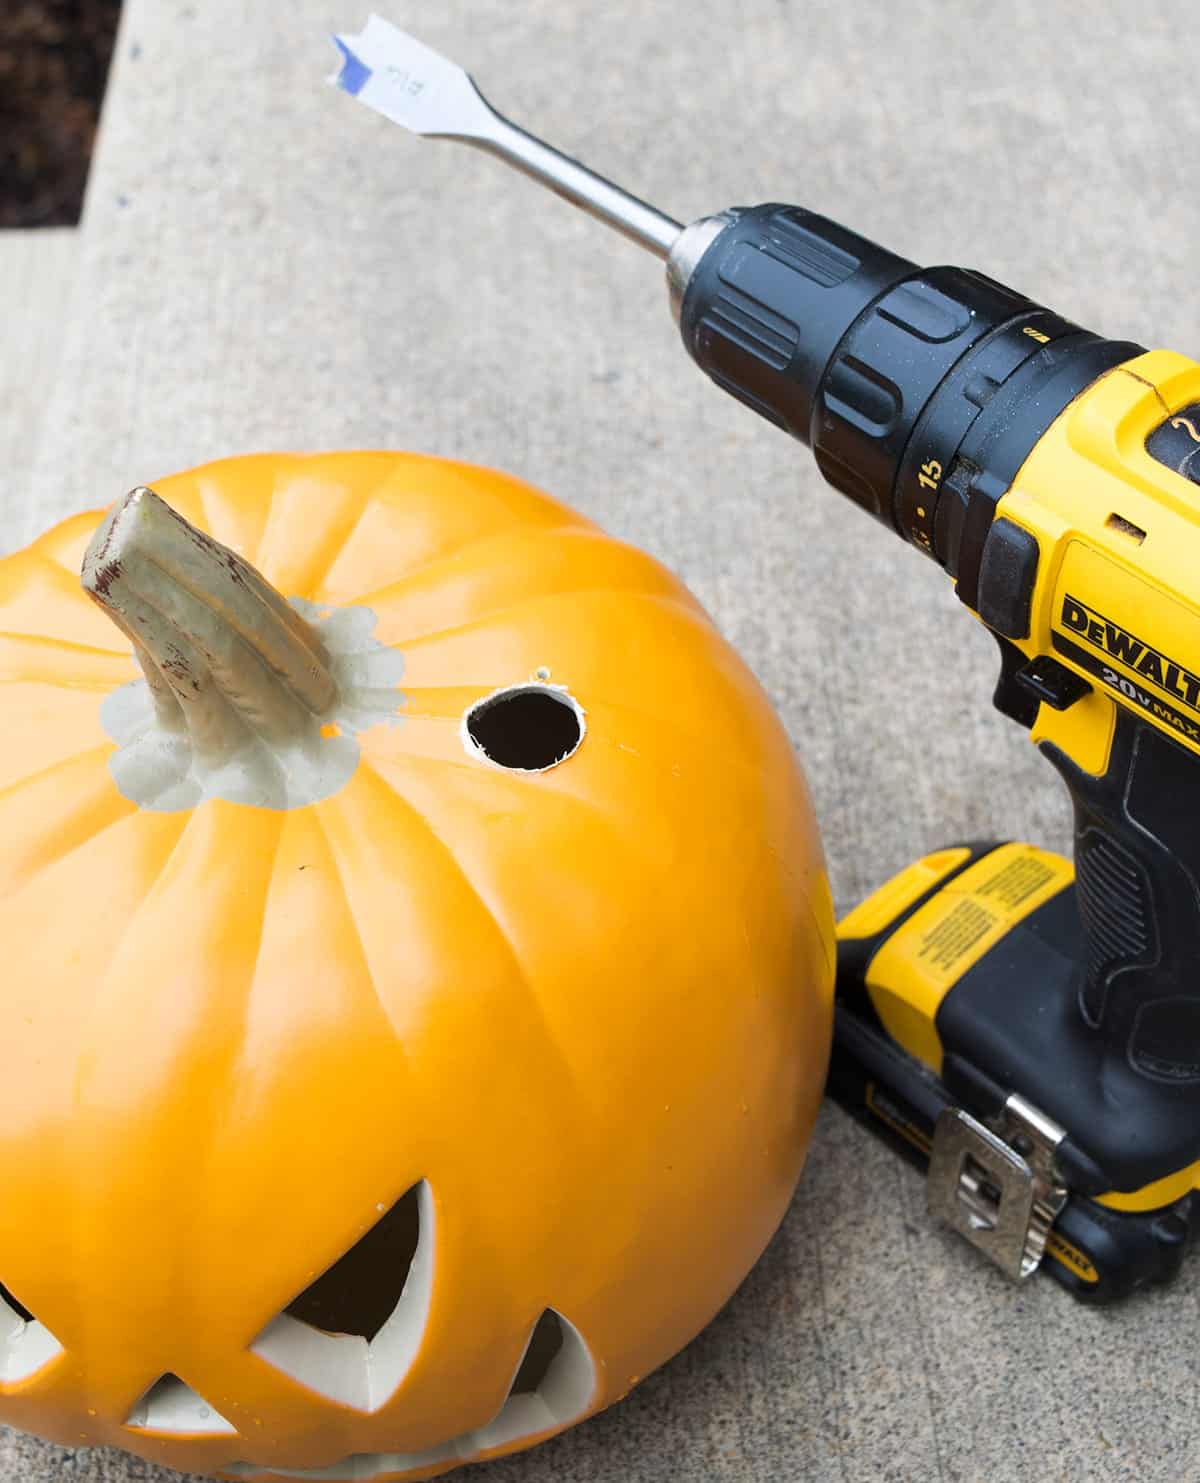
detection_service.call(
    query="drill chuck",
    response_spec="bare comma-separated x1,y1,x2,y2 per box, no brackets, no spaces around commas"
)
671,205,1141,593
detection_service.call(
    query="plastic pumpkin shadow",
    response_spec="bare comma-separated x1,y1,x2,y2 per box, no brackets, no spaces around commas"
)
0,453,834,1481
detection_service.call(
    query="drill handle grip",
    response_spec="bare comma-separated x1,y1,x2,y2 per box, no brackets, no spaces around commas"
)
1043,710,1200,1080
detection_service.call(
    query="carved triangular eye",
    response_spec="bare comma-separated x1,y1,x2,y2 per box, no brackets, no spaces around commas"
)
125,1373,235,1435
250,1181,434,1412
0,1279,62,1383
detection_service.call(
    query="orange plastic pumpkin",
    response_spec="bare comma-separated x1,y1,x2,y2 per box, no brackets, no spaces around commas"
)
0,452,833,1481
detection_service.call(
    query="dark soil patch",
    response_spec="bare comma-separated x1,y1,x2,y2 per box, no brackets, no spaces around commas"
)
1,1,123,227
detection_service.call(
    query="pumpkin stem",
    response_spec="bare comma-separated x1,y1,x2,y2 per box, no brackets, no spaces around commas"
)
81,486,339,764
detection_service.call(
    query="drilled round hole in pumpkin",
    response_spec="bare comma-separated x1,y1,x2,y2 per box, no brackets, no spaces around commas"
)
464,686,584,772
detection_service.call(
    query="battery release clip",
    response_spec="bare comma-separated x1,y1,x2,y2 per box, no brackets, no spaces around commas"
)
927,1094,1068,1280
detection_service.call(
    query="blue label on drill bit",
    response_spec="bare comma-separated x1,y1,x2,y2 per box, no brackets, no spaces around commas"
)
332,35,372,97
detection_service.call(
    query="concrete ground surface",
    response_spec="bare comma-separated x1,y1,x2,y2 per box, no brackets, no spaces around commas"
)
5,0,1200,1479
0,230,78,519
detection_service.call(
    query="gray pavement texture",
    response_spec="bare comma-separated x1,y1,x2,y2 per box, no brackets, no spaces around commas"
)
0,230,78,512
5,0,1200,1479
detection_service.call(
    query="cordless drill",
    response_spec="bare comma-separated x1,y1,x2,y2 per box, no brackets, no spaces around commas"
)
333,16,1200,1301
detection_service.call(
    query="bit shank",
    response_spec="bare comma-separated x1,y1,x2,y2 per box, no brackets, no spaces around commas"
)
470,112,682,258
332,16,682,258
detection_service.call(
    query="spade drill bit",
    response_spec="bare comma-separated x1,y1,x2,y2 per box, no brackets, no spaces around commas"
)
331,15,683,258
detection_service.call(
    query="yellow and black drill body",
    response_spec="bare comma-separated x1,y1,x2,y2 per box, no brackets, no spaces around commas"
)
324,22,1200,1299
327,22,1200,1300
674,207,1200,1299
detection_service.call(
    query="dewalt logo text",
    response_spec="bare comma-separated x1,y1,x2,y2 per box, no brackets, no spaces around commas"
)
1060,596,1200,713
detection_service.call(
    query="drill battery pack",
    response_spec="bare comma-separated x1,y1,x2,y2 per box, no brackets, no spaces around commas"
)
829,841,1200,1301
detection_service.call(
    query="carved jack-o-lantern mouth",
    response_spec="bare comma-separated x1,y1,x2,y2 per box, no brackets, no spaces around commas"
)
0,1185,596,1480
242,1183,594,1455
248,1182,437,1415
